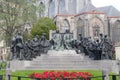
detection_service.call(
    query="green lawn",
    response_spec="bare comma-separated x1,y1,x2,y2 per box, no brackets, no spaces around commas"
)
0,61,7,80
0,70,5,80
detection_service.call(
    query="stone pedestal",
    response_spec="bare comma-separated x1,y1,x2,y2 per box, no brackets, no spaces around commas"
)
9,50,119,74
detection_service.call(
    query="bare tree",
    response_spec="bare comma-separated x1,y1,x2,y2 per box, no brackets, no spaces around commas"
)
0,0,44,46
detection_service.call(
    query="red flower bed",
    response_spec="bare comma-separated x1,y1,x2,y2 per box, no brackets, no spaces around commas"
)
29,71,92,80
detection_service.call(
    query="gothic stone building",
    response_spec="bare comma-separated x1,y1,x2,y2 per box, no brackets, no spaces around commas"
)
39,0,120,45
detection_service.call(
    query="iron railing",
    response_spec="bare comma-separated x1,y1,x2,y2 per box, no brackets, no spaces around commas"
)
0,74,119,80
0,75,120,80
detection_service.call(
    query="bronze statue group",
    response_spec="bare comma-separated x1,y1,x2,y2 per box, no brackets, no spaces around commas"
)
10,30,115,60
76,34,115,60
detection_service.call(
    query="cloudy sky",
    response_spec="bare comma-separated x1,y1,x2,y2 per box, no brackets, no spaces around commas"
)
92,0,120,11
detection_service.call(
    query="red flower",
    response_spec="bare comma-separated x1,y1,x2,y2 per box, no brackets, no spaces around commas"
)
29,71,92,80
56,71,62,78
78,72,84,77
70,72,77,78
34,72,42,78
63,71,70,78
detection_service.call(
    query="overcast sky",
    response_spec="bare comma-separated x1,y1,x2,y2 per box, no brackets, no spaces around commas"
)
92,0,120,11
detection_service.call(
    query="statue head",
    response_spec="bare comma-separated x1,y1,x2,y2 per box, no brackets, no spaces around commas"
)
99,33,103,37
88,37,91,39
104,35,107,38
65,29,70,33
35,35,40,40
41,33,46,40
33,38,38,42
96,39,99,42
27,39,31,42
17,31,21,36
56,30,59,33
79,34,82,36
36,35,39,38
42,33,46,36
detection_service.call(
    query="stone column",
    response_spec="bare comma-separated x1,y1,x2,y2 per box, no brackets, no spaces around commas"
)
102,70,109,80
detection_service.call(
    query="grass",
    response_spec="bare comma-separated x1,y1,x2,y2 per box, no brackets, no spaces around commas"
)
109,73,120,80
0,70,5,80
0,61,7,80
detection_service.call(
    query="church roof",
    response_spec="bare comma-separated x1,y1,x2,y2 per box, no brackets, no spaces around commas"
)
76,3,104,16
98,6,120,17
79,3,98,13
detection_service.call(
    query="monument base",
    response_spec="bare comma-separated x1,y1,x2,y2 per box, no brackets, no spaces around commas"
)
9,50,119,74
10,59,119,74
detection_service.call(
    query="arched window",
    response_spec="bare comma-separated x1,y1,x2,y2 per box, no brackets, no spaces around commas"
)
61,19,70,33
77,19,84,39
49,0,55,18
112,20,120,43
90,17,104,40
58,0,65,14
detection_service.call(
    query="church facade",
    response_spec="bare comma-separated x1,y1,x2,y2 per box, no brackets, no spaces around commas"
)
39,0,120,46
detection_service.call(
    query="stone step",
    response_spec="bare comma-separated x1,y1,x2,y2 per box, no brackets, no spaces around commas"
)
26,65,99,68
23,51,93,70
28,65,98,69
27,66,98,68
30,63,97,66
30,60,94,64
25,66,99,70
25,67,98,70
35,57,85,59
33,59,91,62
33,59,89,61
34,56,91,60
30,60,113,63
